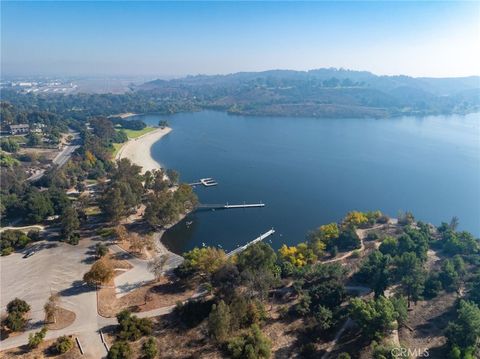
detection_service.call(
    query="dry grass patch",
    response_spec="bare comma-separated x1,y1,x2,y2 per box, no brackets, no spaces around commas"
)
0,337,82,359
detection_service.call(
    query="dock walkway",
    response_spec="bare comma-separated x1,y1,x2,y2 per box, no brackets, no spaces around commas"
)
227,229,275,257
198,202,265,210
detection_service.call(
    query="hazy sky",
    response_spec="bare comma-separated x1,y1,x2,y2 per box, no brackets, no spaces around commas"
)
2,1,479,78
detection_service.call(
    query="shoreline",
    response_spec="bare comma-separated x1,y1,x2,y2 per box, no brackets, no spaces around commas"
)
115,126,172,174
114,126,185,258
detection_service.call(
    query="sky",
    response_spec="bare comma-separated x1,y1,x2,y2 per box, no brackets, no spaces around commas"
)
1,1,479,78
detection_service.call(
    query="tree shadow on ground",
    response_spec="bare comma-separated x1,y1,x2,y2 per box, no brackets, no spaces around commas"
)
414,303,456,339
150,281,189,295
116,281,148,294
58,280,94,297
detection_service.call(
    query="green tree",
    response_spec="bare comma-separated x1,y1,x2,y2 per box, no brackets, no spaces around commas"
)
379,236,399,256
101,186,126,222
446,300,480,356
166,169,179,185
0,138,19,153
208,300,232,341
27,133,41,147
61,205,80,242
424,273,443,299
236,242,277,273
439,259,461,292
357,251,391,298
349,296,398,340
175,247,227,280
335,225,361,251
396,252,425,307
312,305,333,331
24,190,54,223
141,337,158,359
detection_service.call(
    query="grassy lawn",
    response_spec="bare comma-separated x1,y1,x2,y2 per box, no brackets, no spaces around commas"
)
112,142,123,157
85,205,102,216
120,127,156,139
111,126,156,157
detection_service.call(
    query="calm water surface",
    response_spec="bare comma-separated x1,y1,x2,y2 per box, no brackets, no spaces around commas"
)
136,111,480,254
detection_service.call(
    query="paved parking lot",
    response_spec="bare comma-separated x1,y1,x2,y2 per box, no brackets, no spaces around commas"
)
0,237,111,357
1,240,90,324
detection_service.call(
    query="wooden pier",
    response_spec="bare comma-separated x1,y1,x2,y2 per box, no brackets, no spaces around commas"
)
197,202,265,210
227,229,275,257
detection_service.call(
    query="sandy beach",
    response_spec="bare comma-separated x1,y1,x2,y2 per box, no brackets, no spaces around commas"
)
115,127,172,173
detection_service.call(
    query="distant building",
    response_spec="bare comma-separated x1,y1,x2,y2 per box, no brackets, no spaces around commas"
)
9,124,30,135
31,123,46,134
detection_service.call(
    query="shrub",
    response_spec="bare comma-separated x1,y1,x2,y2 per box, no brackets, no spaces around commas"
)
83,258,114,285
108,341,132,359
351,249,361,258
116,310,153,341
54,335,74,354
226,324,271,359
7,298,30,314
67,232,80,245
1,247,13,256
27,229,41,241
377,214,390,224
398,211,415,226
366,232,380,241
299,342,317,358
141,337,158,359
96,243,108,257
424,274,442,299
97,227,116,238
28,327,47,348
5,311,26,332
344,211,369,227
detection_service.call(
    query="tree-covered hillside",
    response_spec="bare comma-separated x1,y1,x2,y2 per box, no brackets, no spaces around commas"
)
137,68,480,118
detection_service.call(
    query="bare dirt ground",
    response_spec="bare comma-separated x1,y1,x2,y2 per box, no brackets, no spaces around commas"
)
104,314,222,359
19,147,60,161
103,301,305,359
45,308,76,331
399,292,458,358
98,275,195,318
0,336,82,359
263,304,306,358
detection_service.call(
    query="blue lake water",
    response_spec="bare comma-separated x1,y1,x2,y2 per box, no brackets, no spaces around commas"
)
136,111,480,254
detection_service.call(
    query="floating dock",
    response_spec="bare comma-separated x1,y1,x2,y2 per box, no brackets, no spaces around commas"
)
189,178,218,187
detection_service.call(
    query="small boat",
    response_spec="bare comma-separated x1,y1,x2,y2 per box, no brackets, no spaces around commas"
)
186,221,193,226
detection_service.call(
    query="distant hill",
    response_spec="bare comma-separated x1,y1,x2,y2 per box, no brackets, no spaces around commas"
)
136,68,480,118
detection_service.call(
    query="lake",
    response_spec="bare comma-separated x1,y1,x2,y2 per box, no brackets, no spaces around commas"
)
136,111,480,254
